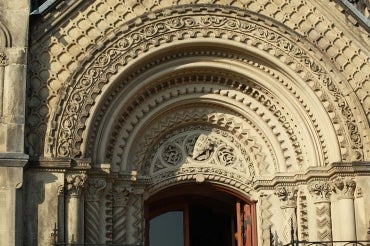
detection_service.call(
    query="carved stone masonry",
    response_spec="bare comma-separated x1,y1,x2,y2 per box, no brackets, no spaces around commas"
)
113,184,131,206
274,186,299,243
0,51,8,66
112,184,132,244
308,181,333,241
85,178,107,201
85,178,107,244
274,186,298,208
331,177,356,199
66,174,86,197
308,181,332,203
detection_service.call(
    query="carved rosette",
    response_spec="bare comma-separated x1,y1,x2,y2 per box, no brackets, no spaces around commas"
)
66,174,86,197
308,181,332,203
112,184,131,244
331,177,356,199
0,51,8,66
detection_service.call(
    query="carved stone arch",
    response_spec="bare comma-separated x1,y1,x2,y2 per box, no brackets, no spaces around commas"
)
48,5,365,165
0,21,11,48
101,65,329,174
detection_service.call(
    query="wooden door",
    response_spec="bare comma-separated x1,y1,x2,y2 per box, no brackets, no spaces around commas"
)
236,201,256,246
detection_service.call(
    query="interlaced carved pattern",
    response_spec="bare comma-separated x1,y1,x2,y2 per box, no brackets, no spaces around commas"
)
148,128,254,177
51,7,362,161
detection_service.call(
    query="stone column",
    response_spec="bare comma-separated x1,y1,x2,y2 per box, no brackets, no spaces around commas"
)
65,174,86,244
331,177,357,241
308,181,332,241
84,178,106,244
112,184,131,244
274,186,298,244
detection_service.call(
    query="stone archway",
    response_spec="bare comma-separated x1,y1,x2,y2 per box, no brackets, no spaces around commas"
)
24,3,370,246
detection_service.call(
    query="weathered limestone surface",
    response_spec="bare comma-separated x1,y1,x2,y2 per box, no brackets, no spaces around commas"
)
0,0,369,245
0,1,29,246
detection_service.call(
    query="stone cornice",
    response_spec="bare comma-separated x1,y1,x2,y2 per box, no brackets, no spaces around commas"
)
27,157,91,171
0,153,29,167
253,161,370,190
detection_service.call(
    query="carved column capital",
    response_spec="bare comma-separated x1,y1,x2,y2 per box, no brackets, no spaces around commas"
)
112,184,131,207
274,186,298,208
85,178,107,201
0,51,8,66
308,181,332,203
66,174,86,197
331,177,356,199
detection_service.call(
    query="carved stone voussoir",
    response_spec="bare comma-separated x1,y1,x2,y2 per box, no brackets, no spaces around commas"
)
274,186,298,208
331,176,356,199
308,181,332,203
66,173,86,197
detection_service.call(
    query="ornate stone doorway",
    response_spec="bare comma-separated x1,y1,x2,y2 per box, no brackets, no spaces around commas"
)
145,183,257,246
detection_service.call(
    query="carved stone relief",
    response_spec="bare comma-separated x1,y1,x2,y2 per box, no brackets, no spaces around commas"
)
308,181,333,241
26,4,369,164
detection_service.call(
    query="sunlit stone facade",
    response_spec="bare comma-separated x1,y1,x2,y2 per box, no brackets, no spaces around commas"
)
0,0,369,245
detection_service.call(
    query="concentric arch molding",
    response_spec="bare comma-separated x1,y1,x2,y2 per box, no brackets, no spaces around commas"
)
49,5,364,161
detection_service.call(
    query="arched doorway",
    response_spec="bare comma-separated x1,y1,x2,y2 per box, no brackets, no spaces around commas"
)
145,184,257,246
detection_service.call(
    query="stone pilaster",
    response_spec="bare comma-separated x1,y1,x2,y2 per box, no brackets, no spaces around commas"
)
112,184,131,244
65,173,86,244
85,178,106,244
308,181,332,241
331,177,357,241
274,186,298,243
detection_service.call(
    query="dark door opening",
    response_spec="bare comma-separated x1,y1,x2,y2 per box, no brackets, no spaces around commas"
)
145,184,257,246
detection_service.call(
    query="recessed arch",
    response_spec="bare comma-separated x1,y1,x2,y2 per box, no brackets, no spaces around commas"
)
49,5,365,168
84,43,341,174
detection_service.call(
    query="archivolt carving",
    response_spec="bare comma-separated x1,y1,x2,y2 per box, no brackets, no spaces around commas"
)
108,70,309,173
26,5,367,163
